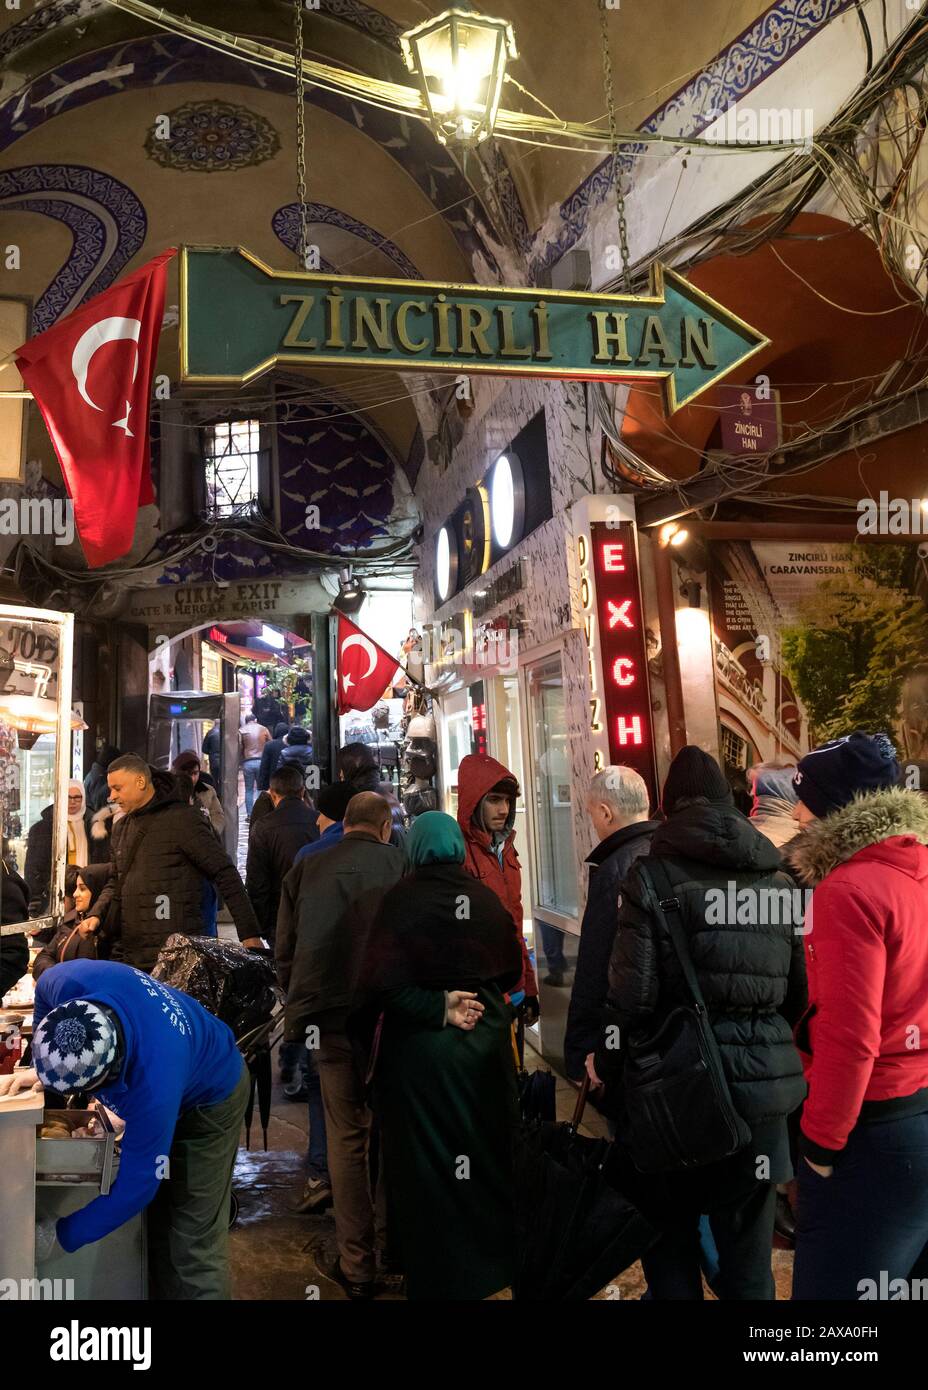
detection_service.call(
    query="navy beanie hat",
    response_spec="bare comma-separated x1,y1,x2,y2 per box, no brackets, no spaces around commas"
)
793,732,899,818
662,745,733,814
32,999,121,1093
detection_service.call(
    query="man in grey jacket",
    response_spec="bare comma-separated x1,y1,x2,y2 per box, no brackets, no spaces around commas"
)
276,791,405,1300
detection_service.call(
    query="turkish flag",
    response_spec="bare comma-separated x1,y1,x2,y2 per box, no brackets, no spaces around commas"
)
337,613,401,714
16,248,176,568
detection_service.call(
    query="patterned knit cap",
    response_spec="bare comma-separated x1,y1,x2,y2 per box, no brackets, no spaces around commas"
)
32,999,121,1093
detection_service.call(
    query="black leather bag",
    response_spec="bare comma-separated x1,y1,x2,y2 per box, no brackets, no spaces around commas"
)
621,860,751,1174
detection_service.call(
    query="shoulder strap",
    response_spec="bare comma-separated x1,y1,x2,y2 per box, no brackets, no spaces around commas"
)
636,858,709,1014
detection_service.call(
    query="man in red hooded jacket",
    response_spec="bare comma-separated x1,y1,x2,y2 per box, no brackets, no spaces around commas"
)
456,753,538,1018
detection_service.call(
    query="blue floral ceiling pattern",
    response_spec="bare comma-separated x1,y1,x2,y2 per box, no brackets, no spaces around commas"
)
144,100,280,173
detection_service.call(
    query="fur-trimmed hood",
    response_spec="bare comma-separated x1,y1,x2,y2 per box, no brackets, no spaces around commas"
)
787,787,928,886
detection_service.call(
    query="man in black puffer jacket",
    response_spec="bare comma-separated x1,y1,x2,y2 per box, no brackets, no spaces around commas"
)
83,755,261,972
594,745,807,1300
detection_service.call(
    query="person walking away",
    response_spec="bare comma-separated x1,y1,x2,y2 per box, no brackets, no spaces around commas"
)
33,865,112,977
84,744,120,814
278,726,314,777
239,714,271,816
749,763,800,850
337,743,406,848
80,754,262,970
564,766,658,1086
592,745,807,1300
787,733,928,1300
364,812,522,1299
1,958,249,1299
246,764,318,946
276,792,405,1298
456,753,539,1022
293,782,353,868
257,722,291,792
25,781,109,916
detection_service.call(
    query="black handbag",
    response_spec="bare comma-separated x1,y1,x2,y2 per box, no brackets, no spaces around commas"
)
620,859,751,1174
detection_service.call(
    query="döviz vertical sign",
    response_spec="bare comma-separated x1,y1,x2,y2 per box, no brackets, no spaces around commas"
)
573,497,658,807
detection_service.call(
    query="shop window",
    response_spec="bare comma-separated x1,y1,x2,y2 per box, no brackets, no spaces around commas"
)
721,724,748,770
203,419,262,519
524,651,577,917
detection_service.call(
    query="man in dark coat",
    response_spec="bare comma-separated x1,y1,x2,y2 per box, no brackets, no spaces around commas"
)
201,723,222,788
83,754,261,972
276,792,405,1300
246,763,319,944
564,765,659,1083
336,742,406,848
1,853,30,995
593,746,808,1300
257,722,291,792
83,744,120,814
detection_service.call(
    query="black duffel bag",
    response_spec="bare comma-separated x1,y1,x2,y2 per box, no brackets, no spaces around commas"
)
620,859,751,1174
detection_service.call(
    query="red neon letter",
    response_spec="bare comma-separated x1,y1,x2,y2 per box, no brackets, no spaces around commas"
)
606,599,634,630
616,715,643,745
612,657,635,687
602,543,626,572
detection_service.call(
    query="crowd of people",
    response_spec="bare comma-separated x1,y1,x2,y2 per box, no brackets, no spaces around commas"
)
2,720,928,1304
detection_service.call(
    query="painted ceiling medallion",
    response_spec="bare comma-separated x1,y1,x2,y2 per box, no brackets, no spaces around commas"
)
145,100,280,172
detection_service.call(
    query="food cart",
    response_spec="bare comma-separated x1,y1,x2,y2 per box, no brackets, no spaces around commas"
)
0,604,146,1296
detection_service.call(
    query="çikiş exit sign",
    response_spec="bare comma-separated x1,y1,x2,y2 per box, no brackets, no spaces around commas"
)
181,247,769,413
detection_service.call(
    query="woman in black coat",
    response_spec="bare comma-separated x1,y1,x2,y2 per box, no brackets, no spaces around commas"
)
593,746,807,1301
33,863,112,978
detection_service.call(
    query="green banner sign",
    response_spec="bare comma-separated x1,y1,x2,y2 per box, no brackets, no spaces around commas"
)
180,246,768,412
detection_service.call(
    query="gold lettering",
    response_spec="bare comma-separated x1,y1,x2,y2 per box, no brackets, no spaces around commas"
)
679,316,717,368
637,314,677,366
496,304,532,359
351,296,393,351
324,289,346,349
279,294,317,349
394,300,429,353
590,311,632,363
433,294,455,355
532,301,553,360
456,303,494,357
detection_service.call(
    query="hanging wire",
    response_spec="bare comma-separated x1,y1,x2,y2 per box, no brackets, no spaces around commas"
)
598,0,631,292
293,0,309,271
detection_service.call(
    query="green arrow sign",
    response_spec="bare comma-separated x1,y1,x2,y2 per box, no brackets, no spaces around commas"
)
180,246,768,412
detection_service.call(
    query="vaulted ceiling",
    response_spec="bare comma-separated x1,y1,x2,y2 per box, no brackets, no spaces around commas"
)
0,0,776,470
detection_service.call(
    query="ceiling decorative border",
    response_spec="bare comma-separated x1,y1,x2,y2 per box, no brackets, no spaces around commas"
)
272,201,422,279
0,163,147,331
529,0,861,275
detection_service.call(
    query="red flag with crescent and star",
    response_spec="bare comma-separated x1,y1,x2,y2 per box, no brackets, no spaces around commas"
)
337,612,402,714
15,248,176,568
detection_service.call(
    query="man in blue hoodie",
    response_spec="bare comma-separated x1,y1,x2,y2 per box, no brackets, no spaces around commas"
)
26,958,249,1299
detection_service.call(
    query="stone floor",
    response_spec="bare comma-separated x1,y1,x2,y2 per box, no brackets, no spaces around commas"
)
227,1037,795,1301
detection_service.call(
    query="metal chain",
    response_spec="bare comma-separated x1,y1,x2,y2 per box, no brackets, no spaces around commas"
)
598,0,631,291
294,0,309,269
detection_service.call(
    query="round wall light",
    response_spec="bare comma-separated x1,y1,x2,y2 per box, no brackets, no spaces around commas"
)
489,452,525,550
435,523,459,602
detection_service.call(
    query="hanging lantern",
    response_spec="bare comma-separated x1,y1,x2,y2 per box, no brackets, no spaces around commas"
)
400,6,517,148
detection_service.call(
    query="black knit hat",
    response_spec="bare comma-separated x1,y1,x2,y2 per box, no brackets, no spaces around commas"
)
315,782,355,822
662,745,733,814
793,732,899,817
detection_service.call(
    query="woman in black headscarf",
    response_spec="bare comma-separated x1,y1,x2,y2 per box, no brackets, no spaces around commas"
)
364,811,522,1300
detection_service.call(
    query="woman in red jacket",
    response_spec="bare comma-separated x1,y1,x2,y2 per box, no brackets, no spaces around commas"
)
456,753,539,1019
788,732,928,1300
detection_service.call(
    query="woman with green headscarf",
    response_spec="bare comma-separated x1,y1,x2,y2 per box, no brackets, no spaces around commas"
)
364,811,522,1300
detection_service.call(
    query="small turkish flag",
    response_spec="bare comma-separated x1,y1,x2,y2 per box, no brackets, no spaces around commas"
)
16,248,176,568
337,613,401,715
